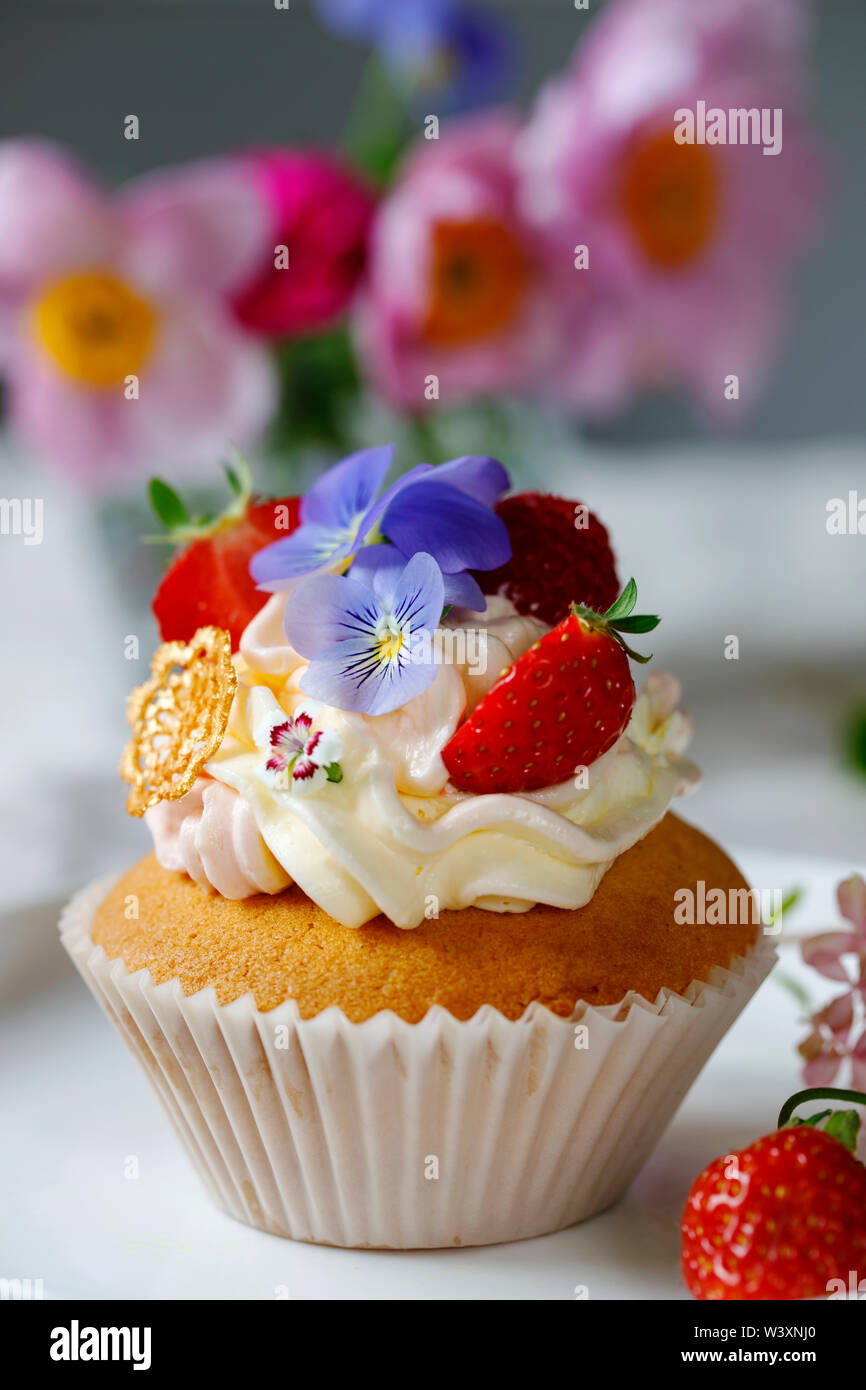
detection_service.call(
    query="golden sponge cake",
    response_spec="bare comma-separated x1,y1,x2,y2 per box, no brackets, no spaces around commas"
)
91,812,757,1023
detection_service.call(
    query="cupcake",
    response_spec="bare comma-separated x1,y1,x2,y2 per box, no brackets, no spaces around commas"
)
61,449,774,1248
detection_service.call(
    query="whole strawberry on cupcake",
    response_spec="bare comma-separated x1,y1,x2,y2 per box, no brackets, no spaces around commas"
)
61,446,776,1249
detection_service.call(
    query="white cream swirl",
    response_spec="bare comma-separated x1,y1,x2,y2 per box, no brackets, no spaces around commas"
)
146,594,699,927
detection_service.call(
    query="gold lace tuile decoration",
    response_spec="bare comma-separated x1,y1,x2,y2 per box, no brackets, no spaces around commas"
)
121,626,237,816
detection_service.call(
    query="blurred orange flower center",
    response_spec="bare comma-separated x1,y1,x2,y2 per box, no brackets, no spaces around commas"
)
423,218,528,348
33,271,157,388
619,129,718,270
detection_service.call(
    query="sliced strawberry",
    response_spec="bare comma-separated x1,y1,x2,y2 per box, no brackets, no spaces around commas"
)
442,580,659,794
475,492,619,627
152,487,300,650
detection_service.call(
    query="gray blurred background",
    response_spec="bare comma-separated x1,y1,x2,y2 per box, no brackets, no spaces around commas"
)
2,0,864,444
1,4,864,1304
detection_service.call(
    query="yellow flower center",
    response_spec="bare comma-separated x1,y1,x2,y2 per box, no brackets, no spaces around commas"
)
376,621,405,665
619,129,718,270
32,271,157,388
423,218,528,348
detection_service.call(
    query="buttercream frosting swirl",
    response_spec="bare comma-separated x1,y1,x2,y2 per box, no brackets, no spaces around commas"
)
145,593,699,928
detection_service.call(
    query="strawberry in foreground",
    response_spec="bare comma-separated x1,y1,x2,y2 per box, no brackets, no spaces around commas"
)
149,456,300,650
682,1087,866,1301
475,491,619,627
442,578,659,794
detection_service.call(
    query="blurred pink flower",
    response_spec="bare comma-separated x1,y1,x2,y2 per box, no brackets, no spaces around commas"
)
0,140,277,485
517,0,822,417
232,150,375,338
354,111,568,412
799,875,866,1090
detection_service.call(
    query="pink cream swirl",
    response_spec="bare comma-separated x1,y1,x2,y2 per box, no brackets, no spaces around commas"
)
145,777,289,899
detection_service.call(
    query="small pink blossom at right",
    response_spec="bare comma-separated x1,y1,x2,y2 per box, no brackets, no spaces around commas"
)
799,875,866,1090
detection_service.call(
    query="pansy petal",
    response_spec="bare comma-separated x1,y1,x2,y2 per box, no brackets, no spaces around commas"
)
382,479,511,573
349,543,448,620
432,455,510,505
442,569,486,612
250,523,354,591
300,444,395,529
313,0,383,42
299,639,438,717
391,551,445,634
355,461,433,543
348,542,407,600
283,573,381,658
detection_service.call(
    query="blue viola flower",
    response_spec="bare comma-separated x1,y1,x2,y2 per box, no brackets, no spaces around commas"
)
250,445,510,593
313,0,513,114
350,539,485,611
284,550,445,716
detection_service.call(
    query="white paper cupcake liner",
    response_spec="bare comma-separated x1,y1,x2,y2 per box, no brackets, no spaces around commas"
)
60,876,776,1249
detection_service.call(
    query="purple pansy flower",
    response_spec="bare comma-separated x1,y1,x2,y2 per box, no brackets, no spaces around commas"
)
254,705,344,795
250,445,510,593
285,550,445,716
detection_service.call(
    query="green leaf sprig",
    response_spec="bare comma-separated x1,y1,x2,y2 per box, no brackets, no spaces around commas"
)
144,447,253,545
572,577,661,664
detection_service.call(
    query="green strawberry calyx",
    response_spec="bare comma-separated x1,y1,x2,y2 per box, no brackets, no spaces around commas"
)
778,1086,866,1154
143,447,254,546
571,577,661,665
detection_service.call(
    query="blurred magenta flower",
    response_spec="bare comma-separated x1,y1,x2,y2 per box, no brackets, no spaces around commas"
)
517,0,822,416
0,140,277,485
231,150,375,338
314,0,512,113
354,112,559,411
799,875,866,1089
